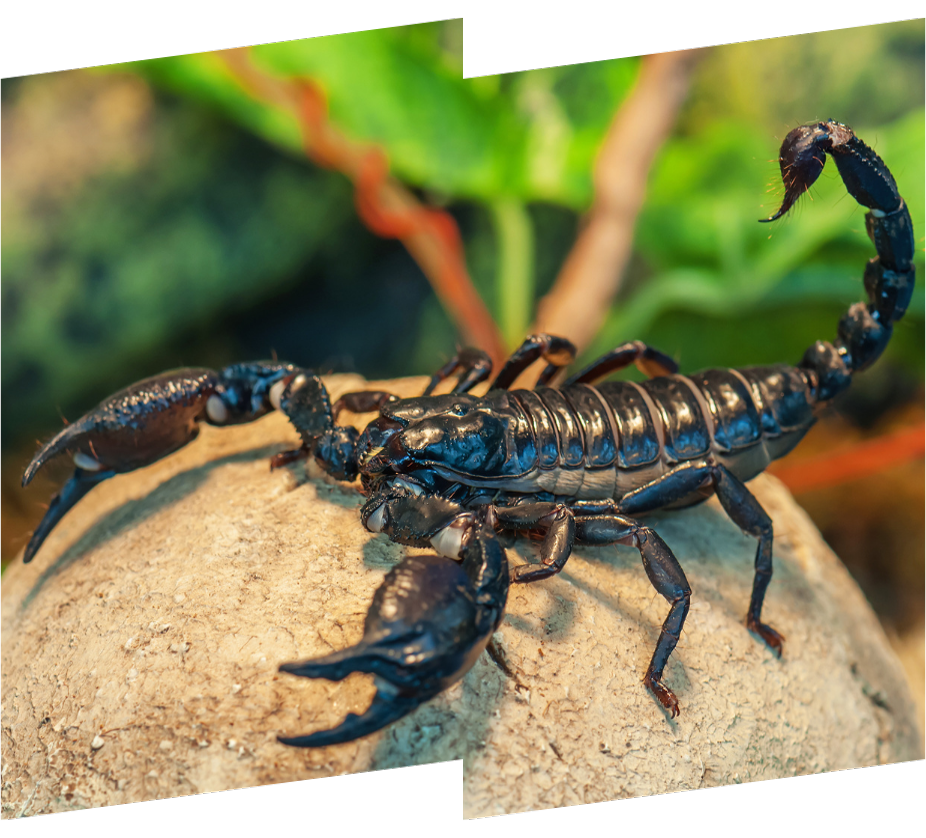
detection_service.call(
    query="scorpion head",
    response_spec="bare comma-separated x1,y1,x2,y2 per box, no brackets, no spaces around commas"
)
358,393,524,495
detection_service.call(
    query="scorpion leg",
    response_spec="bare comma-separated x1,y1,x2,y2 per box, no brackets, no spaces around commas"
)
493,499,692,715
277,515,508,747
575,513,691,717
21,363,302,563
710,468,780,652
423,347,493,395
563,340,678,385
494,502,577,583
491,334,577,390
619,461,782,655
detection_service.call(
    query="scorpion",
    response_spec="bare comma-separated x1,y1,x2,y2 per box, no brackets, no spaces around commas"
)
20,121,916,748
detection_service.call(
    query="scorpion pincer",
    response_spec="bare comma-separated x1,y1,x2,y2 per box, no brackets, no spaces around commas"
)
21,121,916,745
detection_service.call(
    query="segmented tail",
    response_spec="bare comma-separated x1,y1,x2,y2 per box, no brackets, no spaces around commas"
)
761,120,916,403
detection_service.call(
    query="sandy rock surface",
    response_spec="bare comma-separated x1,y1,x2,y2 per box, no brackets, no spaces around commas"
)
2,375,922,818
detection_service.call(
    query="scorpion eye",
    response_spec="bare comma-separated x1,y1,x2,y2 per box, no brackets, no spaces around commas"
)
449,403,468,417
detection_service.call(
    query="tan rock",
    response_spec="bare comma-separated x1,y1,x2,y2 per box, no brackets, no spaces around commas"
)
2,375,922,818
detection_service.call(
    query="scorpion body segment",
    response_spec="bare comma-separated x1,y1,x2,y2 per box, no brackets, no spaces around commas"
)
361,366,815,503
21,121,914,743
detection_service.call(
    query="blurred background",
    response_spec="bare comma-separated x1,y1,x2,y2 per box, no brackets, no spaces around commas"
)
2,20,923,710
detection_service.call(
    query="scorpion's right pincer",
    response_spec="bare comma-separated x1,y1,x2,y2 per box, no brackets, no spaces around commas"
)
276,516,508,747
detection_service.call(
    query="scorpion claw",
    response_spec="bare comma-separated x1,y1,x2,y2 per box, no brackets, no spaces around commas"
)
21,364,305,563
276,689,421,749
278,526,508,747
277,634,440,747
23,468,116,563
20,369,221,561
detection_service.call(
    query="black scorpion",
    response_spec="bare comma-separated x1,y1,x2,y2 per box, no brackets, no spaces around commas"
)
21,121,916,747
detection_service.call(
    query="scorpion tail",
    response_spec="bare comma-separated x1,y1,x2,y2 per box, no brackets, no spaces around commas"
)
761,120,916,403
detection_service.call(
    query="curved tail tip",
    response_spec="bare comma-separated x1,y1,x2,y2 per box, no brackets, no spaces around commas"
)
760,189,807,223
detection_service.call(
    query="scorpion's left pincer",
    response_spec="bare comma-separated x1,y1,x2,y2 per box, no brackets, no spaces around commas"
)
277,518,508,747
21,362,308,563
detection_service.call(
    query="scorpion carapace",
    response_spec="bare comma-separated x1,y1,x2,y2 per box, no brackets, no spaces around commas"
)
20,121,915,745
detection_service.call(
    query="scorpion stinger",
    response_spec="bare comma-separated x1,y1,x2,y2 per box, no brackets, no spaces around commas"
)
761,120,915,402
20,363,306,563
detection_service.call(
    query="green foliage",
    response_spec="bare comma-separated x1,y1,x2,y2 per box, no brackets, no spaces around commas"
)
589,108,925,375
3,20,923,454
104,26,641,346
114,25,924,377
1,87,355,444
118,26,639,207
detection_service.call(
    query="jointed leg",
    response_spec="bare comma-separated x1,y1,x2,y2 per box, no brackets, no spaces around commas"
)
563,340,678,386
423,347,493,395
491,334,577,390
576,512,691,717
494,502,576,582
495,499,691,716
619,460,782,654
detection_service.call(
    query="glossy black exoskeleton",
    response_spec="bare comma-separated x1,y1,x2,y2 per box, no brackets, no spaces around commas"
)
20,363,301,564
22,121,915,745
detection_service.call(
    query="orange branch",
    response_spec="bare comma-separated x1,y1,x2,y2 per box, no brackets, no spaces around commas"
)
532,49,701,355
769,422,926,494
218,48,506,366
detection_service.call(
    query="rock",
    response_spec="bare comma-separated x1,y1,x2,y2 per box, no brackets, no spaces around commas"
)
2,375,922,818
